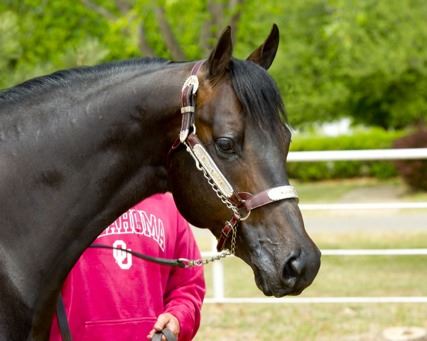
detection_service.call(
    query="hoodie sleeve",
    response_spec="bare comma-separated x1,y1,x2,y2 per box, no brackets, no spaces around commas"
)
163,213,206,341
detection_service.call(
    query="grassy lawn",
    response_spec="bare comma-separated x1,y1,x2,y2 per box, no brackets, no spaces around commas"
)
196,233,427,341
194,179,427,341
294,177,427,203
198,304,427,341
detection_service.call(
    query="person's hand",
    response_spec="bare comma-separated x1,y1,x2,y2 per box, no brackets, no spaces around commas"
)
147,312,180,340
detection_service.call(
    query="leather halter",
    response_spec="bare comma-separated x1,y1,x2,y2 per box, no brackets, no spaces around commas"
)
173,61,299,252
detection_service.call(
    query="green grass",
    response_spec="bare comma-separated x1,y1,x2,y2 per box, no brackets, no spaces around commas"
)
196,232,427,340
293,177,427,203
193,179,427,341
201,231,427,299
203,254,427,299
197,304,427,341
294,178,381,202
313,231,427,250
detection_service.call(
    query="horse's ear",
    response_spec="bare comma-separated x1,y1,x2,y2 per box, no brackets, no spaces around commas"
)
206,26,233,79
247,24,279,70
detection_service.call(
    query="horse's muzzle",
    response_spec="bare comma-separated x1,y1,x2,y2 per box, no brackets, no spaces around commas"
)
280,246,321,295
246,236,321,297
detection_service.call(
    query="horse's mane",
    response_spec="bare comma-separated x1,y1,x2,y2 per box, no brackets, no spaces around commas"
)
0,57,169,104
230,59,288,130
1,57,288,133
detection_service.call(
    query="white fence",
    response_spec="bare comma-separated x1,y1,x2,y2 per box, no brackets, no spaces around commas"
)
287,148,427,161
203,148,427,304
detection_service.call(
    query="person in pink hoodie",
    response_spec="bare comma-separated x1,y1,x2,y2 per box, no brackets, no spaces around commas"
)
49,193,206,341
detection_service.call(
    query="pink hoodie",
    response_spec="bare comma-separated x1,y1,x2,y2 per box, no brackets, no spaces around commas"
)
49,193,205,341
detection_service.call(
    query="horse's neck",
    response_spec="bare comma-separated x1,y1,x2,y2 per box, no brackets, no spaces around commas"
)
2,62,192,340
30,64,187,265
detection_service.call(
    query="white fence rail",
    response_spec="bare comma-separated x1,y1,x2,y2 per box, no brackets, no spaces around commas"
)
204,297,427,304
287,148,427,162
301,202,427,210
204,148,427,304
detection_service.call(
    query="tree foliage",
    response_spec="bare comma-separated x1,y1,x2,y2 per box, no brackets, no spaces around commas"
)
1,0,426,129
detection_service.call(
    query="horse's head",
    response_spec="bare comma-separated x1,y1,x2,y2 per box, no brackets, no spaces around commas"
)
168,25,320,297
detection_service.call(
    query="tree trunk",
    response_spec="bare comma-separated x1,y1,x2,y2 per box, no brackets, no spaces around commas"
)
154,6,186,60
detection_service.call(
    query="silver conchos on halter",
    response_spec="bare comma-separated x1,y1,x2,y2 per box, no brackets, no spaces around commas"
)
181,75,199,94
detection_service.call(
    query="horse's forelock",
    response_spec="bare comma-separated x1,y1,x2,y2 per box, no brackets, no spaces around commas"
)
229,59,287,134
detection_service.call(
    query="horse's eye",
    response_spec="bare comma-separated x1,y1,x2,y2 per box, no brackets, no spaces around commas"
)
215,137,235,155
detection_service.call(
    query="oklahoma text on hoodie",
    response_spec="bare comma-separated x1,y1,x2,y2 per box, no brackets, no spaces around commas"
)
49,193,206,341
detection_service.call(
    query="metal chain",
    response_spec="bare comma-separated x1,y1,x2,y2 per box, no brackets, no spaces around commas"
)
179,141,241,268
184,142,242,218
229,220,237,255
184,223,237,267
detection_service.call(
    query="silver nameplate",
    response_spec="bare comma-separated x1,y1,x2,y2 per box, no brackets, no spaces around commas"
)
192,144,234,198
267,186,298,201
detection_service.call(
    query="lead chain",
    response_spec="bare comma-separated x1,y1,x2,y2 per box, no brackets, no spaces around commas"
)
185,143,241,218
182,142,241,267
185,223,237,267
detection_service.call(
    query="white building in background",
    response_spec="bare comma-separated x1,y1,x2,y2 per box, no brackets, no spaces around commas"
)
320,118,352,136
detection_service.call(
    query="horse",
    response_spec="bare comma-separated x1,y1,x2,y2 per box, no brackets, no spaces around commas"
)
0,25,320,340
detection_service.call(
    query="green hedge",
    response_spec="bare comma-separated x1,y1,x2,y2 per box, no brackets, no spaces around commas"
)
287,129,406,181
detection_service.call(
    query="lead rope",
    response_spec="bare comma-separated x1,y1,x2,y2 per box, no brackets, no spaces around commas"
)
152,328,176,341
56,295,73,341
88,238,236,268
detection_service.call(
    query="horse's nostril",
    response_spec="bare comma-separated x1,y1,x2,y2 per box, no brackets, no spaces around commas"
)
282,254,304,287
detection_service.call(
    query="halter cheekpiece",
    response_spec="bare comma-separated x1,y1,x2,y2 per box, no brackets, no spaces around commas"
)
174,61,299,253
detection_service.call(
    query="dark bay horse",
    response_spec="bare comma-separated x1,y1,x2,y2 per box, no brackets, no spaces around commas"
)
0,25,320,340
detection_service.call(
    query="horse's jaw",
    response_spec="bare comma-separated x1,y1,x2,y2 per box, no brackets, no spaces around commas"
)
235,205,321,297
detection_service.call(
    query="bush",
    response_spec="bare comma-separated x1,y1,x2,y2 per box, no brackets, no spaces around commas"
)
288,129,406,181
393,127,427,191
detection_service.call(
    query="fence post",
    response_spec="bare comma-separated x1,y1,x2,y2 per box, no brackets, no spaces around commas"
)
211,237,224,300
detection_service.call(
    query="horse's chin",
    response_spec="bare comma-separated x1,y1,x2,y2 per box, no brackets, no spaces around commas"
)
253,268,295,298
251,260,310,297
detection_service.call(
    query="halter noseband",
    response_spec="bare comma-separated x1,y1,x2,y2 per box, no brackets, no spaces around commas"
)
174,61,299,252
